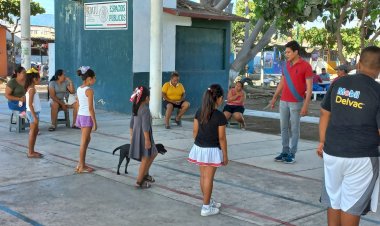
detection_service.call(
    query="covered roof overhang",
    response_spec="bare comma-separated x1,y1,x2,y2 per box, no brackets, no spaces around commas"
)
164,0,248,22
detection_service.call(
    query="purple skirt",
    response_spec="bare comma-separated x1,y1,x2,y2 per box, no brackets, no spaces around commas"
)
76,115,93,128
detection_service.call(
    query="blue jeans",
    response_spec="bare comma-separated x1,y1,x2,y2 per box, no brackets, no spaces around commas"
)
279,100,303,155
8,101,26,112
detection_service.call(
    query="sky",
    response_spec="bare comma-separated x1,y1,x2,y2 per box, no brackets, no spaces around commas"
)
34,0,54,14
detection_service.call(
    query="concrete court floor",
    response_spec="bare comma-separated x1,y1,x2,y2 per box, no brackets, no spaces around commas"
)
0,96,379,226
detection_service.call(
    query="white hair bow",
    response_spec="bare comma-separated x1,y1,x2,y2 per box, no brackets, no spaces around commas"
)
80,66,90,74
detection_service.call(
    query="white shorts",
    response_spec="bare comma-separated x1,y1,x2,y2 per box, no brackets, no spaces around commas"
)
321,152,379,216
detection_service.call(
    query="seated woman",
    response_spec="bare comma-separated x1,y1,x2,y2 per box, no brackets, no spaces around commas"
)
48,69,79,131
5,67,27,117
223,81,246,130
162,71,190,129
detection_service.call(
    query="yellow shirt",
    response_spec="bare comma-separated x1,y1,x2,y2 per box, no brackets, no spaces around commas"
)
162,82,185,102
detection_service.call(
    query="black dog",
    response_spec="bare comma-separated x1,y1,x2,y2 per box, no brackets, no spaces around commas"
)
112,143,167,175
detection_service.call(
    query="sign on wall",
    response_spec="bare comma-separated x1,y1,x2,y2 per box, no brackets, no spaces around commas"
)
84,1,128,30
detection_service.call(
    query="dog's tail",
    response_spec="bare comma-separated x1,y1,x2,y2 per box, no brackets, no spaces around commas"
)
112,147,120,155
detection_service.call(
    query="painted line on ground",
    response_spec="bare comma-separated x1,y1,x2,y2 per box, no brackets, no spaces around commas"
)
0,204,44,226
2,143,296,225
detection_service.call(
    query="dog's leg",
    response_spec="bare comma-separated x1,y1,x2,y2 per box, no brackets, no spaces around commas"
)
125,157,130,174
117,155,124,175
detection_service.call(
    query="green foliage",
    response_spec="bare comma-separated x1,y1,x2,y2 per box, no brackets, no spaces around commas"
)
302,27,370,57
232,0,325,48
254,0,324,31
0,0,45,23
232,0,256,48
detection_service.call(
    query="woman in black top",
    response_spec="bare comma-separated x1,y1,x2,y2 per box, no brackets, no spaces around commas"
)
188,84,228,217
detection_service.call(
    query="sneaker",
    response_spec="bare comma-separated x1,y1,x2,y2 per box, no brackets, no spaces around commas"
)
210,199,221,208
19,111,26,118
284,153,296,164
201,206,219,216
274,153,288,162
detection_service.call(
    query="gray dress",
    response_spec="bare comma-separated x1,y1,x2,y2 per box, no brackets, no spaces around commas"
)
129,104,158,161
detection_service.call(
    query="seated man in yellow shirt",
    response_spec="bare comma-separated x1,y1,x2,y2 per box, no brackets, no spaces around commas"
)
162,72,190,129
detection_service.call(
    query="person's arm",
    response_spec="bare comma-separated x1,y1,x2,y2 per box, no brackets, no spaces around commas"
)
162,92,173,103
301,78,313,116
5,86,25,102
28,88,38,121
86,88,97,131
318,76,322,83
143,131,151,150
317,108,331,158
49,85,67,109
241,91,246,105
193,118,199,139
129,115,134,141
218,125,228,166
270,77,284,108
179,92,186,102
226,89,234,102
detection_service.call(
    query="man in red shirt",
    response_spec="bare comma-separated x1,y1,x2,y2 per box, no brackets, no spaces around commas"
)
270,41,313,163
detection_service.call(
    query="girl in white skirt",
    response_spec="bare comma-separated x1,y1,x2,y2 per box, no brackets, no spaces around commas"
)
188,84,228,216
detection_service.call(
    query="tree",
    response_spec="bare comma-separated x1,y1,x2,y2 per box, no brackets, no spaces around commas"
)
0,0,45,72
322,0,380,64
223,0,325,82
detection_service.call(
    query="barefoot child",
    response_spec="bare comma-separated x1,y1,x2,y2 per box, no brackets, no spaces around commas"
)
129,86,158,188
25,68,42,158
188,84,228,216
75,67,97,173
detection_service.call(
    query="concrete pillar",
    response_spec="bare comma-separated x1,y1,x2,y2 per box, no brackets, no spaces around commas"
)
21,0,31,69
149,0,163,120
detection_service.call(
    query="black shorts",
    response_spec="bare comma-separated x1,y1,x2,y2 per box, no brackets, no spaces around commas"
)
163,100,184,109
223,105,245,114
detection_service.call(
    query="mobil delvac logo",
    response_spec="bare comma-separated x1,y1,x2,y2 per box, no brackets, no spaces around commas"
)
335,87,364,109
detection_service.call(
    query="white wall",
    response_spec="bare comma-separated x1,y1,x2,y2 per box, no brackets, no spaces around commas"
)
48,43,55,80
133,0,191,73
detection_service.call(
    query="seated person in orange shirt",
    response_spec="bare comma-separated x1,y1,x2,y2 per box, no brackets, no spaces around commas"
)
162,72,190,129
223,81,246,129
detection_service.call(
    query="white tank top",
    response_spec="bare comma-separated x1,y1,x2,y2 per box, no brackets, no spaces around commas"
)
77,86,94,116
26,88,41,112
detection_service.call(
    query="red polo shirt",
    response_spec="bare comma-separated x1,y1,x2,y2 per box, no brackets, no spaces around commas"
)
280,58,313,102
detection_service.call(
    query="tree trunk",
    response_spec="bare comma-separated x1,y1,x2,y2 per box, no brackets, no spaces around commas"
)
359,0,369,50
213,0,231,11
229,22,276,83
335,1,350,64
244,0,249,41
233,18,265,65
369,29,380,45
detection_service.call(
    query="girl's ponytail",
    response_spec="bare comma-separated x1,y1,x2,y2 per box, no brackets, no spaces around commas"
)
199,84,224,124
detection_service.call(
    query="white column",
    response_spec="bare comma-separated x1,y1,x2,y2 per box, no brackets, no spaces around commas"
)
21,0,31,69
149,0,163,120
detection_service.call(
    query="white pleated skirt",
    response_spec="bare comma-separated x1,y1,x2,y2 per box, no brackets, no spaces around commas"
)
188,144,223,167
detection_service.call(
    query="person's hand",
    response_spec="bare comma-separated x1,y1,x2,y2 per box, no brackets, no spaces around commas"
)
20,96,26,102
300,106,308,116
223,155,229,166
92,122,97,131
61,104,68,111
316,142,324,158
65,77,72,82
270,98,276,109
145,140,151,150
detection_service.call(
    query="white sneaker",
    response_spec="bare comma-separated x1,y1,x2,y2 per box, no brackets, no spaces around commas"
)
210,199,221,208
201,206,219,216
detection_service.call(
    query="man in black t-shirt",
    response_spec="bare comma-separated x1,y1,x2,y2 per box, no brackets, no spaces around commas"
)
317,46,380,226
